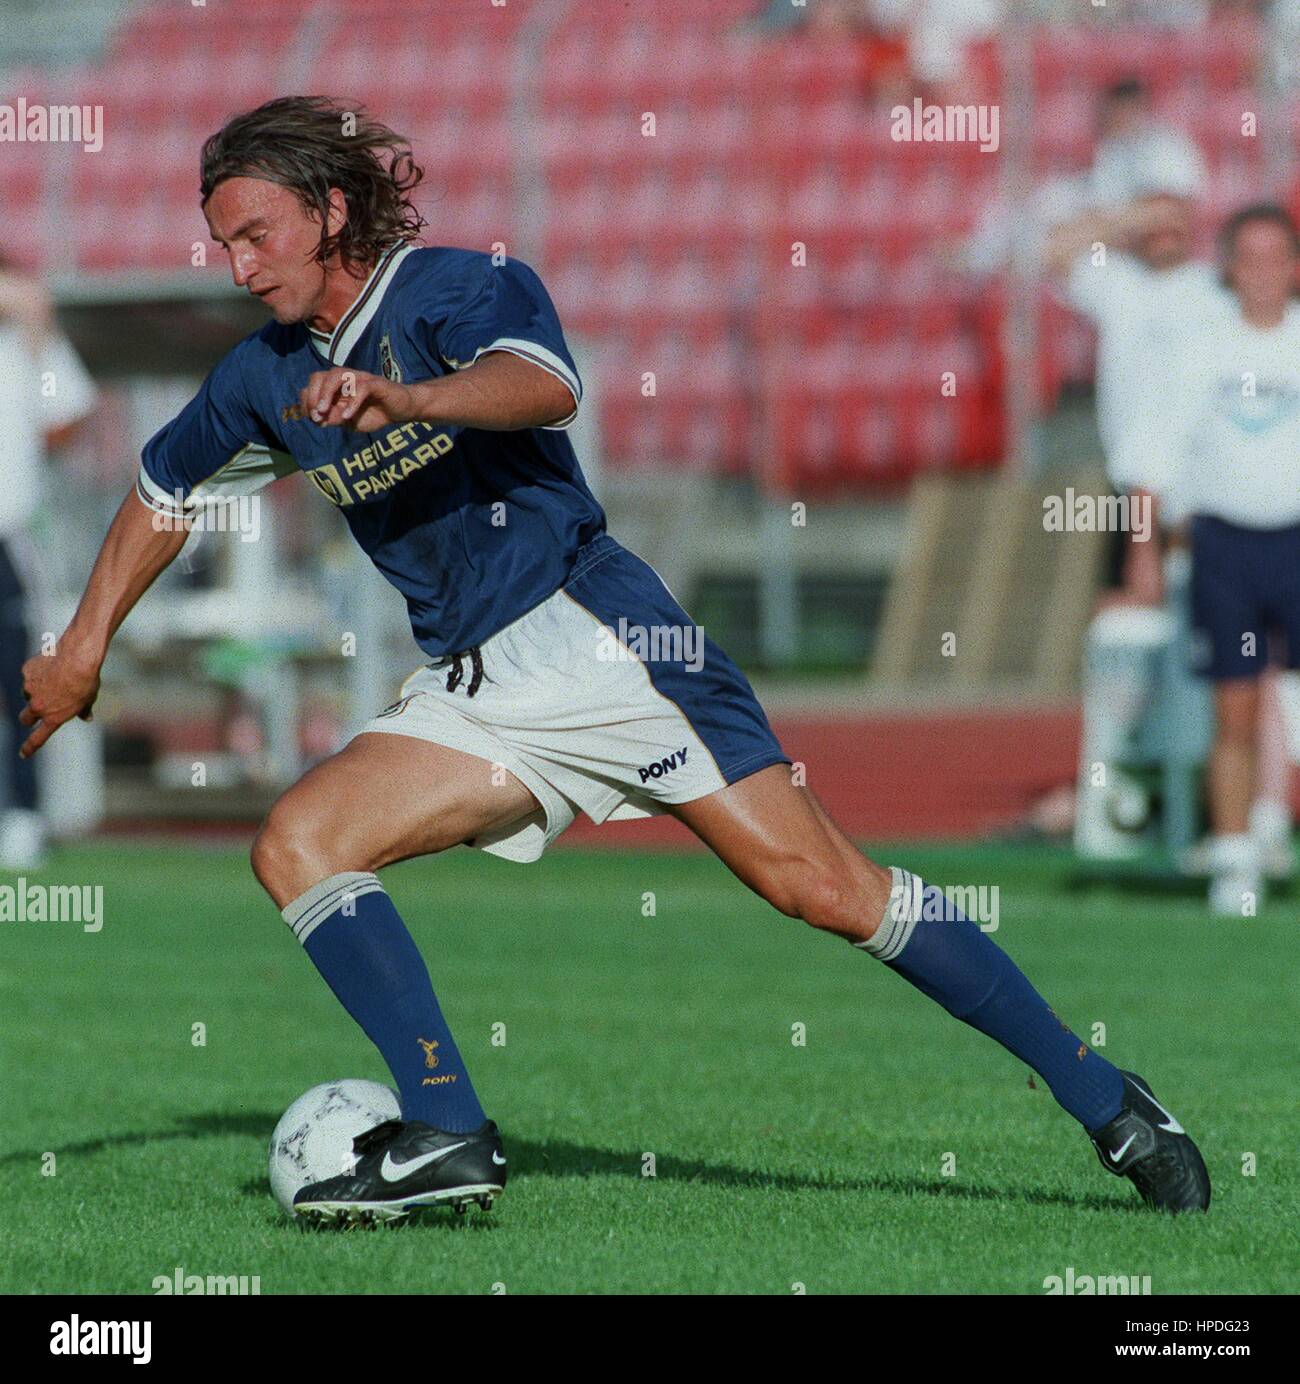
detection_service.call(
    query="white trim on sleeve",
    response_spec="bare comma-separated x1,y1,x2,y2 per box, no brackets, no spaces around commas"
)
136,463,187,516
136,443,296,516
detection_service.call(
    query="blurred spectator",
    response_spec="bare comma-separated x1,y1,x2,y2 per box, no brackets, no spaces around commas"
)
1085,78,1208,211
1042,0,1209,20
1273,0,1300,89
754,0,1002,103
0,257,97,869
1045,177,1226,582
955,78,1207,278
1122,0,1210,21
902,0,1004,96
1047,178,1227,871
754,0,865,31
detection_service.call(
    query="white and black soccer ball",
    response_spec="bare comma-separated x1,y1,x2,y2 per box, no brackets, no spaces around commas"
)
1106,772,1152,834
268,1079,401,1214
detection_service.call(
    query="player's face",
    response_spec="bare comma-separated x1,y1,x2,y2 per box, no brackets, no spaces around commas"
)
1227,220,1297,319
1136,195,1193,269
204,176,330,324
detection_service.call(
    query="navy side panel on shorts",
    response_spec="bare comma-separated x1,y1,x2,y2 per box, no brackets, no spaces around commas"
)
1190,516,1300,678
562,536,790,784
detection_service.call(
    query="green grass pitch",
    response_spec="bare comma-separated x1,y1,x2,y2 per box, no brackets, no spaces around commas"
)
3,838,1294,1294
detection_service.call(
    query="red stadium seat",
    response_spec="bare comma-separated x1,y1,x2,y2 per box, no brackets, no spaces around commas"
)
18,0,1271,482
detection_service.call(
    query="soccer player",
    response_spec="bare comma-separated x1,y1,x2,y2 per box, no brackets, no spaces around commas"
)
20,98,1208,1219
1114,204,1300,914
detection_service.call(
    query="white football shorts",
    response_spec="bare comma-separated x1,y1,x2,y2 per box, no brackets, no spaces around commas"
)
359,534,789,861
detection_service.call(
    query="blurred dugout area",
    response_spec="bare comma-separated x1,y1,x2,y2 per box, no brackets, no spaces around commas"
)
0,0,1296,832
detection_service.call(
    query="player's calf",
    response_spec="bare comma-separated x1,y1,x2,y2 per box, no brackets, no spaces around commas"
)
679,770,1209,1210
249,734,540,1176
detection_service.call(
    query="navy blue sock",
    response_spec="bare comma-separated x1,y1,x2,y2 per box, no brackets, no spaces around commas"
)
860,868,1125,1131
282,872,486,1134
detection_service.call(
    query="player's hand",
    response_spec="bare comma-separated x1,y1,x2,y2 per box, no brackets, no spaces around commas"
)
18,646,101,758
300,368,416,432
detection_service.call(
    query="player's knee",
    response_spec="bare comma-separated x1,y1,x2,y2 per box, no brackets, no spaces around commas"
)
251,797,343,902
760,860,857,934
250,809,294,897
796,871,860,935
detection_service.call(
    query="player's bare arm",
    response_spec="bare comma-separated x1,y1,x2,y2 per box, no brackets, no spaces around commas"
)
18,491,188,758
301,350,576,433
1044,198,1188,278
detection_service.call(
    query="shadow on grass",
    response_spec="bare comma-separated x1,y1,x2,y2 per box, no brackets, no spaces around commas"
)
1063,869,1295,903
6,1111,1136,1215
504,1137,1136,1214
1,1110,277,1166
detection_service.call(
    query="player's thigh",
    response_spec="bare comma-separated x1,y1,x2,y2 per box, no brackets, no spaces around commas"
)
252,732,540,904
669,763,890,925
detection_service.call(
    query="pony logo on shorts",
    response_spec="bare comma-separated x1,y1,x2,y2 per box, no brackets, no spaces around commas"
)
638,747,689,784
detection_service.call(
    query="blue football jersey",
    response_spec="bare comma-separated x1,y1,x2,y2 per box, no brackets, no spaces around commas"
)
137,243,606,657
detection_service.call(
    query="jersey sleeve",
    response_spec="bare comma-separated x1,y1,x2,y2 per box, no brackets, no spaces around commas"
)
432,258,582,430
137,343,295,519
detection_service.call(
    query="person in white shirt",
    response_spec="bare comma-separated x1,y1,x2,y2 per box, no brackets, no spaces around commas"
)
957,77,1208,285
1046,168,1235,865
0,259,98,868
1114,204,1300,913
1047,181,1230,585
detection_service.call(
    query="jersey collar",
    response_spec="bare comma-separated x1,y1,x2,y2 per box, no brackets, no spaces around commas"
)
307,241,417,365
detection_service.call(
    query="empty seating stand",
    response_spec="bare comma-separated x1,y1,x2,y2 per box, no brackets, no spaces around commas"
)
3,1,1281,486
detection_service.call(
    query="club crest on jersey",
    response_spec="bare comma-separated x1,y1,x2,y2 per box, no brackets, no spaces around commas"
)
307,464,351,507
378,334,403,384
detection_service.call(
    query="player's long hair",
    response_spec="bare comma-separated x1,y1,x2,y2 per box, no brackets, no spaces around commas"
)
199,96,426,270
